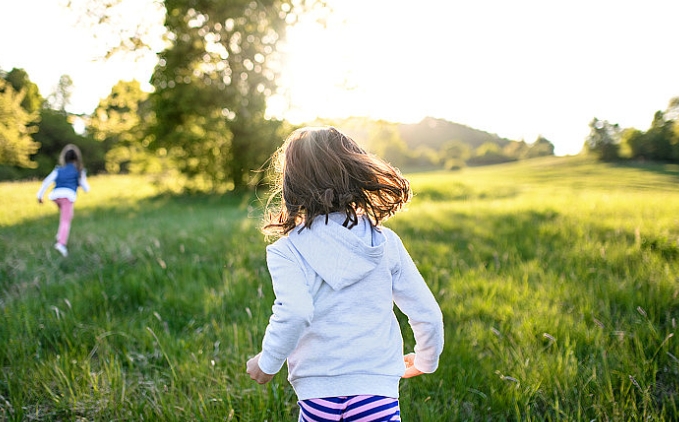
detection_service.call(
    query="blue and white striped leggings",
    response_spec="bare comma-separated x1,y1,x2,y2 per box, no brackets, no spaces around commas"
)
298,395,400,421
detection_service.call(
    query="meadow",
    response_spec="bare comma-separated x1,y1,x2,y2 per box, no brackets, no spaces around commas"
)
1,155,678,421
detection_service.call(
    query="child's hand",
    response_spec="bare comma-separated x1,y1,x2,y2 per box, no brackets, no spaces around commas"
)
37,198,43,204
402,353,424,378
246,352,275,384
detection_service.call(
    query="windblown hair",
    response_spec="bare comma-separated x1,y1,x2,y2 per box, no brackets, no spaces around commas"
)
263,127,412,236
59,144,84,172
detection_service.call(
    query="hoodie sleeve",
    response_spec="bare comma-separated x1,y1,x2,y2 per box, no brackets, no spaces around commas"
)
37,169,58,200
390,232,444,373
79,169,90,193
257,241,315,375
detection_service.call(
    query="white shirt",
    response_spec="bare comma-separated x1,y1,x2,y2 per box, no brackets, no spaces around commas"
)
36,168,90,202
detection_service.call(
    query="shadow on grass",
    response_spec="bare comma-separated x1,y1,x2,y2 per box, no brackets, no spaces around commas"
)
390,206,679,419
0,191,266,308
391,205,678,309
1,190,273,383
612,160,679,182
413,180,521,203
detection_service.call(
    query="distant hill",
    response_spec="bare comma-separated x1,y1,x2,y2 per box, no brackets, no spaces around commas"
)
398,117,511,150
315,116,512,151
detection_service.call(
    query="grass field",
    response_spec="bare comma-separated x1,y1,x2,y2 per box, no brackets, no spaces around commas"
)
1,155,678,421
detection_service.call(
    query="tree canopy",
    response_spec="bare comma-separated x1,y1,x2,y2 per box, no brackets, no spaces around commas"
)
0,67,110,180
584,118,621,161
66,0,321,191
0,78,40,169
587,97,679,163
88,80,154,174
147,0,312,191
4,68,43,113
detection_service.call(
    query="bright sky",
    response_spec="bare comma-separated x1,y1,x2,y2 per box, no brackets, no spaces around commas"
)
1,0,678,156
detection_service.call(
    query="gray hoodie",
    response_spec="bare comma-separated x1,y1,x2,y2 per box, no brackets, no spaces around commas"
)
257,213,444,401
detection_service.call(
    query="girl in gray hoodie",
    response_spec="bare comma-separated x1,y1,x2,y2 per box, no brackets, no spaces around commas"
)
247,127,444,421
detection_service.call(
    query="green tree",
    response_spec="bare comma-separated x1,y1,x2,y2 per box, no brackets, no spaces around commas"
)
468,142,515,165
502,140,530,160
441,139,471,169
662,98,679,161
148,0,320,191
1,67,106,179
619,127,644,159
47,75,74,112
30,108,107,176
584,118,620,161
623,98,679,163
525,135,555,158
68,0,322,191
4,68,43,113
0,79,40,170
366,122,409,168
665,96,679,122
88,80,155,173
644,111,675,161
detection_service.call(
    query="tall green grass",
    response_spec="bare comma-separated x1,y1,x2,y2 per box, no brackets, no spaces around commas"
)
1,156,678,421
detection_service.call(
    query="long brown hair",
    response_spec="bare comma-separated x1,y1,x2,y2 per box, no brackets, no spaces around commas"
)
59,144,84,172
263,127,411,236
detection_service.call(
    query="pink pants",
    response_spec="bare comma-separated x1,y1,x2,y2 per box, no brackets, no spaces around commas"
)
54,198,74,246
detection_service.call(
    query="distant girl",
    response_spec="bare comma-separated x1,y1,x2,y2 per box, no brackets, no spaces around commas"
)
246,127,444,421
37,144,90,257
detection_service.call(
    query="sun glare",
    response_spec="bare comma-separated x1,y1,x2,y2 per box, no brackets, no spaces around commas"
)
2,0,678,156
266,0,679,156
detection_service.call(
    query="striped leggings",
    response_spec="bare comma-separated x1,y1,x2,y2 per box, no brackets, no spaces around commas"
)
298,395,400,422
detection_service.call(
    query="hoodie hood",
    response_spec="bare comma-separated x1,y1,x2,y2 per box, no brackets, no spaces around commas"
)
287,213,386,290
